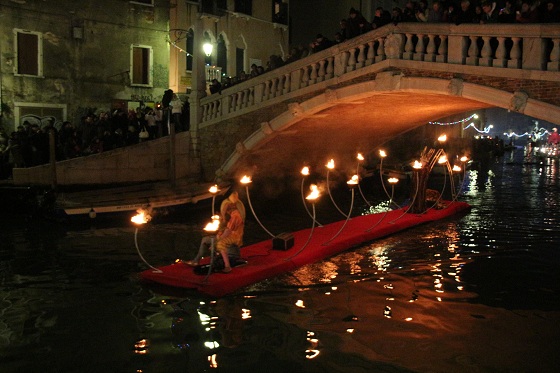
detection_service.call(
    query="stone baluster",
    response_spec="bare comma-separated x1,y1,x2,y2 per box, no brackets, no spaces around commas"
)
436,35,447,63
301,67,310,87
366,41,375,66
466,35,479,66
425,34,437,62
508,37,521,68
326,56,334,79
276,76,284,96
347,47,357,72
283,73,291,94
376,37,386,62
263,80,271,100
201,104,208,122
403,33,414,60
248,87,255,106
309,62,318,84
317,60,326,82
548,38,560,71
493,37,507,67
479,36,493,66
223,95,232,115
270,78,278,99
356,44,366,69
211,101,218,118
414,34,425,61
230,93,238,112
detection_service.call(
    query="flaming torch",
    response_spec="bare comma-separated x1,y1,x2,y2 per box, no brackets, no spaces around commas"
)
241,175,276,238
202,215,220,282
325,159,348,218
301,166,322,227
209,184,220,216
356,153,372,207
286,184,321,260
131,209,162,273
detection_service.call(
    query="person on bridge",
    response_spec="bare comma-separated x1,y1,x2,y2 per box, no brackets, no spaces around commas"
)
548,128,559,146
187,190,246,273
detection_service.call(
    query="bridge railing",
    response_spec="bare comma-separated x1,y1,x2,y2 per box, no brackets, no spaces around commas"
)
199,23,560,126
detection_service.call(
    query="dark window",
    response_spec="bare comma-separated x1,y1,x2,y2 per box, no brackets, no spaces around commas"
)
186,31,194,71
132,46,152,86
130,0,154,6
217,35,227,77
16,31,39,76
272,0,288,24
236,47,244,75
234,0,252,15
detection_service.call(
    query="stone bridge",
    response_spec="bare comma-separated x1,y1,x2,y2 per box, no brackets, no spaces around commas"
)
13,23,560,189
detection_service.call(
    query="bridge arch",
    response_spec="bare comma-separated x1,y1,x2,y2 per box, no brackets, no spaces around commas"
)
217,73,560,182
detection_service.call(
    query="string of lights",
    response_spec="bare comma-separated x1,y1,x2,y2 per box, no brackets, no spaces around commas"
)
463,123,493,134
429,113,478,126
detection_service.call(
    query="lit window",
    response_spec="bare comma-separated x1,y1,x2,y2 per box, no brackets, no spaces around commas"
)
14,29,43,77
130,45,153,87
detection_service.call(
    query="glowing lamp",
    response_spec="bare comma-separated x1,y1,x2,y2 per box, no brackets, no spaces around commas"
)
203,42,213,57
438,134,447,143
301,166,310,176
357,153,364,161
379,150,387,158
240,175,252,184
438,155,447,164
326,159,335,169
306,184,320,200
131,209,151,225
388,177,399,184
413,160,422,169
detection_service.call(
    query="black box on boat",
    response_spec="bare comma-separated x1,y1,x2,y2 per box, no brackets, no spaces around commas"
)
272,232,294,251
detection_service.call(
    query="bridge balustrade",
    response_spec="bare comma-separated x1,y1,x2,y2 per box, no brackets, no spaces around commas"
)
199,23,560,126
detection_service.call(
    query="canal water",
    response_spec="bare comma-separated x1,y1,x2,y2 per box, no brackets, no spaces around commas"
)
1,147,559,373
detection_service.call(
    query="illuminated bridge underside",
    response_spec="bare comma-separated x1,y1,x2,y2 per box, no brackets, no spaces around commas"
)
226,91,491,179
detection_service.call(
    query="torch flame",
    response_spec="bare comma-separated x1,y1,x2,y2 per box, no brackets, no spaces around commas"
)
301,166,310,176
240,175,252,184
204,216,220,232
326,159,335,169
388,177,399,184
379,150,387,158
131,209,151,225
438,134,447,142
347,174,359,185
357,153,364,161
438,155,448,164
453,165,461,172
209,184,219,194
460,155,468,162
413,160,422,169
306,184,320,200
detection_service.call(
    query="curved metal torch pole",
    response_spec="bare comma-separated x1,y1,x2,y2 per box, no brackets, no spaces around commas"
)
389,171,420,224
356,162,372,207
301,178,323,227
203,236,215,283
134,228,162,273
366,184,395,232
245,186,276,238
211,195,216,215
448,168,468,205
427,164,448,211
323,188,354,245
379,158,401,209
327,170,348,218
285,203,317,261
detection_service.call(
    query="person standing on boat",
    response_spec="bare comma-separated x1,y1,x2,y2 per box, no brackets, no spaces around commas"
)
187,190,246,273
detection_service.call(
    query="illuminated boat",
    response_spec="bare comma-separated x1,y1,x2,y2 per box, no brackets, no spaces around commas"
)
139,201,471,297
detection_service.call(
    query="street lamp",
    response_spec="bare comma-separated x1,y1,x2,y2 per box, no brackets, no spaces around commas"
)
203,42,213,57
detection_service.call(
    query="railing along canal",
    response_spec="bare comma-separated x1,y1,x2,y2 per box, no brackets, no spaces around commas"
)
199,23,560,126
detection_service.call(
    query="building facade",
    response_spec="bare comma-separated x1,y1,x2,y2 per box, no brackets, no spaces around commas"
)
0,0,171,133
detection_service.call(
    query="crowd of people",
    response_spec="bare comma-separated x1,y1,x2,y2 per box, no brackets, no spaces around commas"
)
208,0,559,95
0,90,190,180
